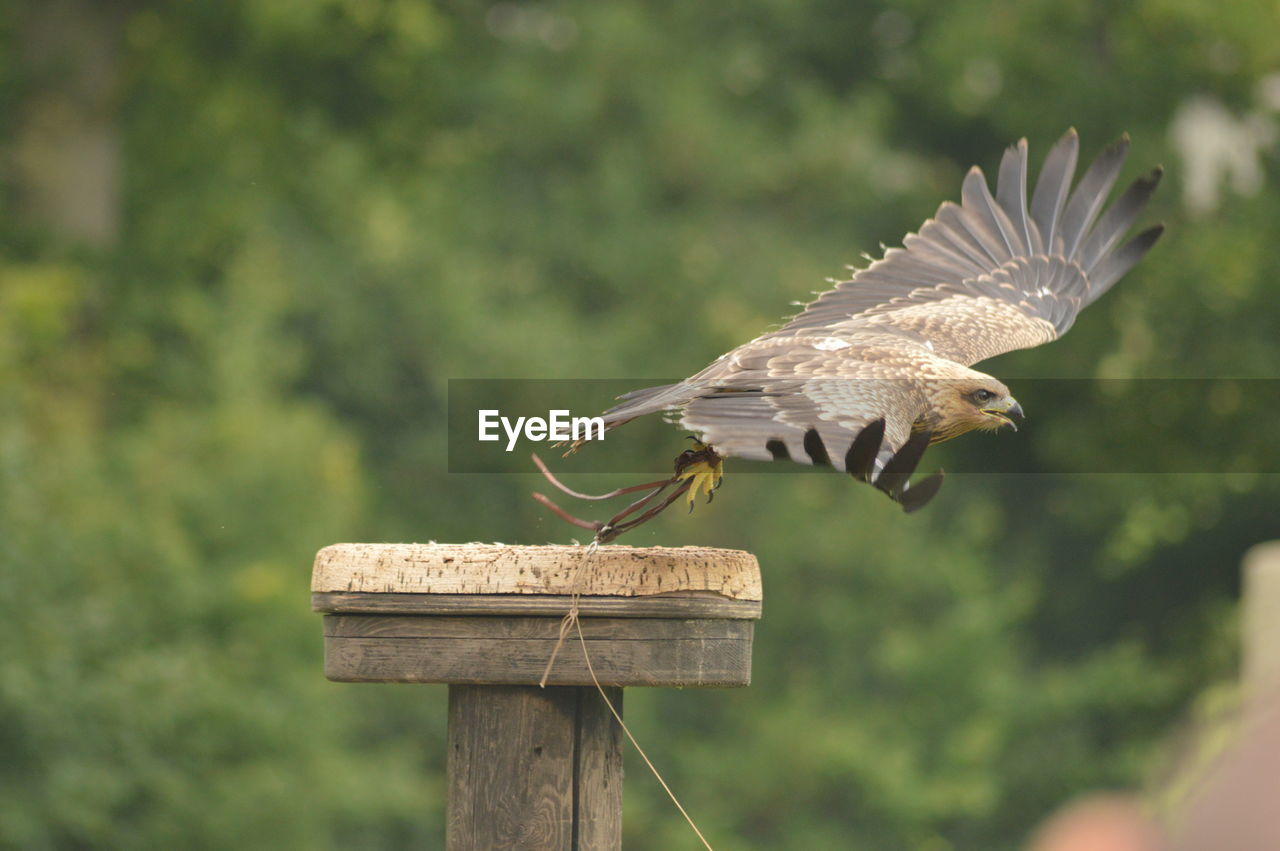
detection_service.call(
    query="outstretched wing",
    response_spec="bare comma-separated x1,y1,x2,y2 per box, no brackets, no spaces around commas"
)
771,130,1163,366
600,131,1163,511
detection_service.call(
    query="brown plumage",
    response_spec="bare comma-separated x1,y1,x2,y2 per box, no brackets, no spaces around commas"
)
598,130,1163,511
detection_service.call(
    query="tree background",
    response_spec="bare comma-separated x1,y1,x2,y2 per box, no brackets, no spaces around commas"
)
2,1,1278,848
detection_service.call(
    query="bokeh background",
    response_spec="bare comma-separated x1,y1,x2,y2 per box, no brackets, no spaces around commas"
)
3,1,1279,848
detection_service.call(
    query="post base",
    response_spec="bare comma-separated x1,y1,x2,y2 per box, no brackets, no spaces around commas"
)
447,685,623,850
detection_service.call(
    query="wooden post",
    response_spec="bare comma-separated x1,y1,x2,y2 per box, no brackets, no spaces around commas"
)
311,543,762,850
446,684,623,848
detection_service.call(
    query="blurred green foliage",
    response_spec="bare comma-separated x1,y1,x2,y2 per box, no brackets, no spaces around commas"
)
2,0,1278,848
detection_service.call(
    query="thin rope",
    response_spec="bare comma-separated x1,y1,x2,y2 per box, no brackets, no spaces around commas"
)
574,613,715,851
538,538,596,687
540,539,715,850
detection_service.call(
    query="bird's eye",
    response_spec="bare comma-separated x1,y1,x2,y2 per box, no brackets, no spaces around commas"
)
971,389,995,404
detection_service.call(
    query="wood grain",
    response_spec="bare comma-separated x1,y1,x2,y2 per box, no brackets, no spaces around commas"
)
312,591,762,620
311,543,762,600
446,685,622,850
311,542,763,848
573,688,623,848
324,617,754,687
447,685,569,849
324,614,746,640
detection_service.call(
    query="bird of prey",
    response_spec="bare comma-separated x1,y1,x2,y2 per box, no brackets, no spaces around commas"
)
534,130,1162,541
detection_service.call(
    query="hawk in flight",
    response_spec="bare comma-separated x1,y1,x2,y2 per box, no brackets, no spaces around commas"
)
536,130,1162,540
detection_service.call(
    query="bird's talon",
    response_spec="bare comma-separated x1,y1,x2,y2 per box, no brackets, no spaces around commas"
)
675,446,725,513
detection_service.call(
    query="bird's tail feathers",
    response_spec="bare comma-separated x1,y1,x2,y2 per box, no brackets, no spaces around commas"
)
601,382,697,429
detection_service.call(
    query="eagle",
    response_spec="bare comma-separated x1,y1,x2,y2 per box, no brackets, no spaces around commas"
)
536,130,1162,540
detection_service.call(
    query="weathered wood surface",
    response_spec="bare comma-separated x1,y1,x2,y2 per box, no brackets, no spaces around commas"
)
324,614,754,687
447,685,622,850
312,542,763,849
311,543,762,600
325,614,747,640
573,688,624,849
312,591,762,620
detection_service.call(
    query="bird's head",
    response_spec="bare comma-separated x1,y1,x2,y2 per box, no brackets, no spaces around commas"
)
924,374,1024,442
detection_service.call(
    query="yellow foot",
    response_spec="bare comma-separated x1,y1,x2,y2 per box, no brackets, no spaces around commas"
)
674,440,724,511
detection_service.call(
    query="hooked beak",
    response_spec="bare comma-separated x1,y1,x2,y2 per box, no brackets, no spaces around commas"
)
982,397,1025,432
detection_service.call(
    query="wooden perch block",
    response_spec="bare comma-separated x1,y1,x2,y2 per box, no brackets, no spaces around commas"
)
312,543,763,688
312,542,763,599
311,542,763,850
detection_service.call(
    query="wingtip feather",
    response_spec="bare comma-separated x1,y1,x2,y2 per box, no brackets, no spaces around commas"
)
1077,165,1164,272
1031,129,1081,250
1089,223,1165,297
996,138,1033,252
1060,134,1133,259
